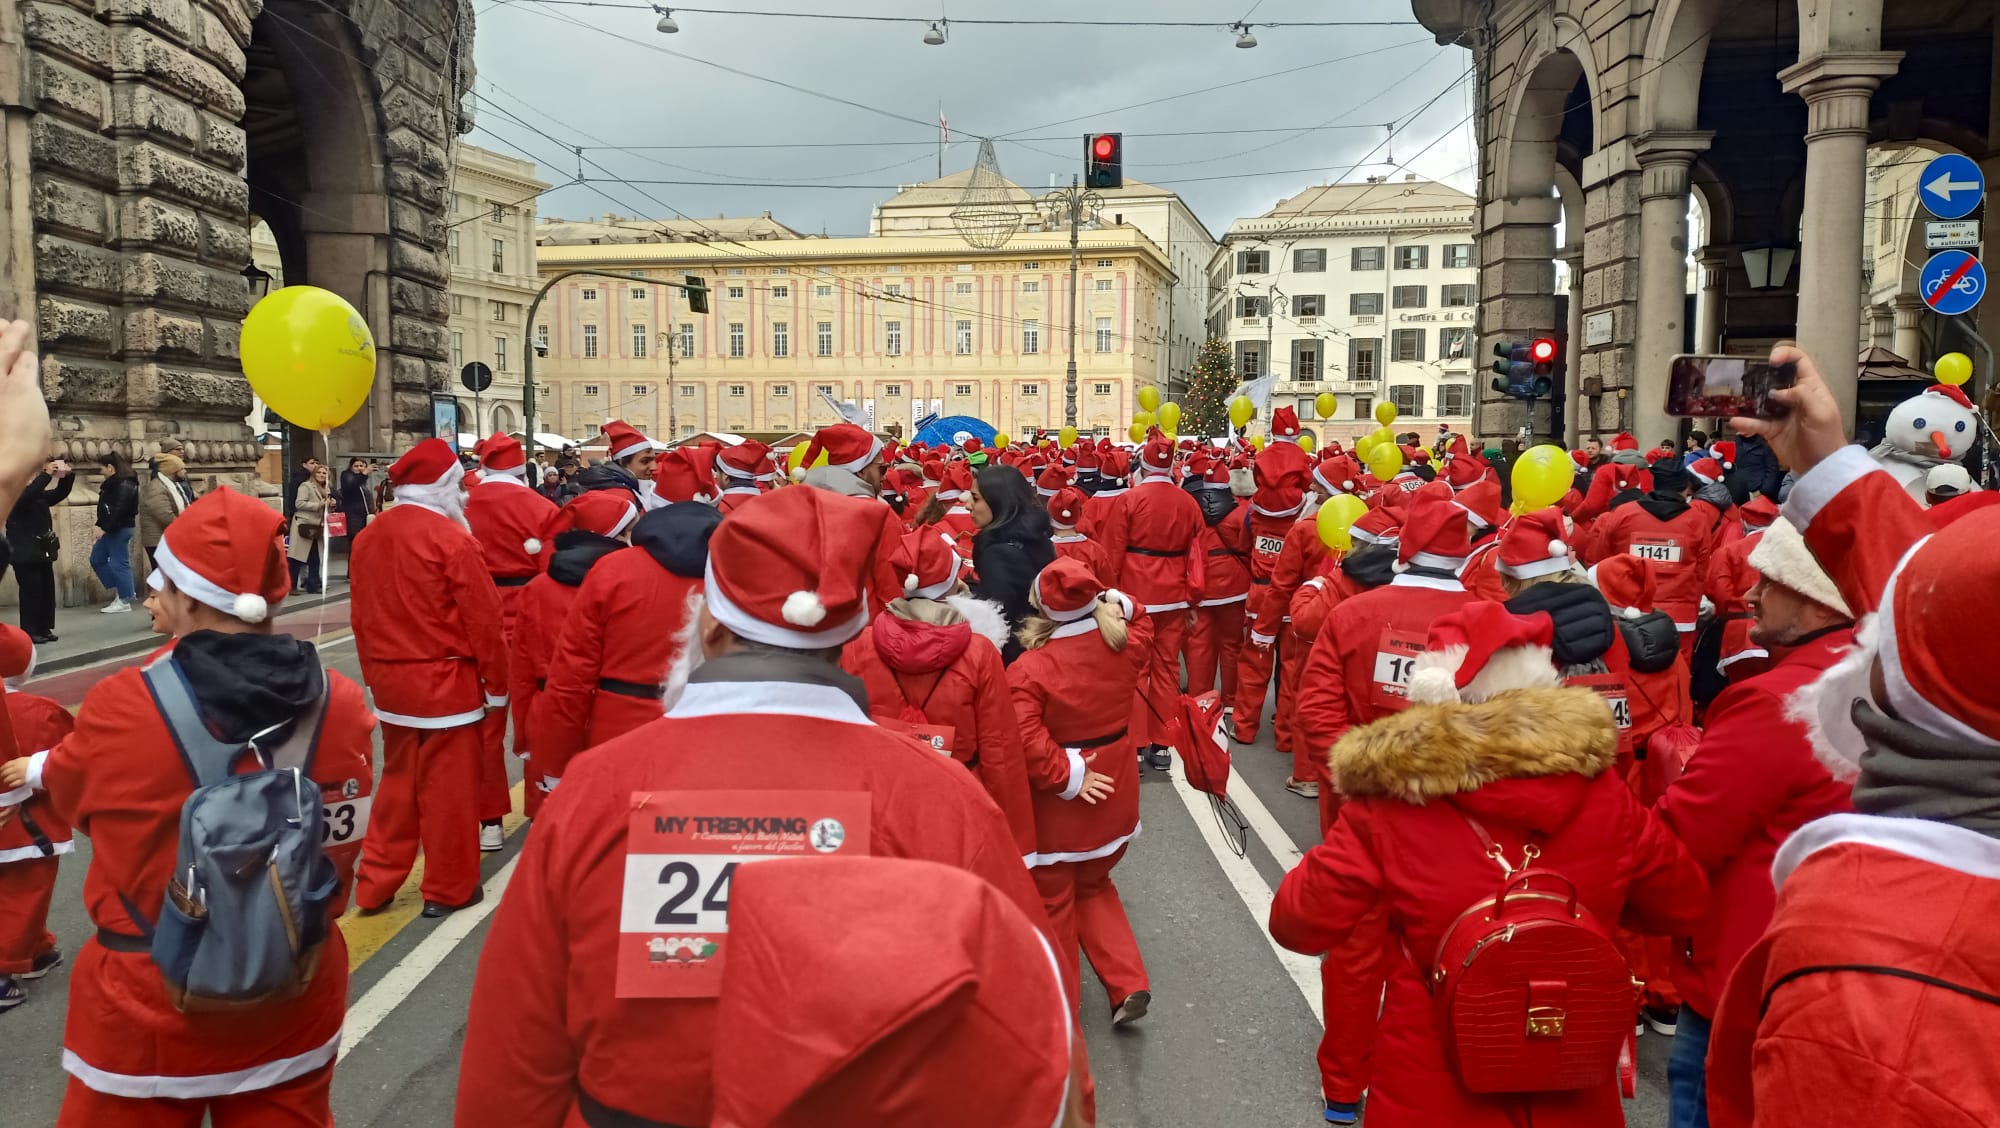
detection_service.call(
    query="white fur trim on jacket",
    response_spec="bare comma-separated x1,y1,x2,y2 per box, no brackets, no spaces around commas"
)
944,594,1011,653
1773,811,2000,890
63,1028,341,1101
1407,643,1560,705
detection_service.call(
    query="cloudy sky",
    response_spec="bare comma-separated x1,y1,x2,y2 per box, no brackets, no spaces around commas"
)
467,0,1476,238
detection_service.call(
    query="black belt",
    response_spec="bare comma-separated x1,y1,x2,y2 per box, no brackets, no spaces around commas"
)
599,677,664,700
1252,576,1272,585
535,678,547,691
1065,727,1128,750
493,575,533,588
1125,546,1187,558
95,928,149,953
1208,548,1243,558
577,1090,690,1128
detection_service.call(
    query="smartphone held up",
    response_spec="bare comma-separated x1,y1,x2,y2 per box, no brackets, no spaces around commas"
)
1664,354,1797,419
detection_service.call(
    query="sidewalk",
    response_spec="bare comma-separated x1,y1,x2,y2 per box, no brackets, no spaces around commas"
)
27,557,351,675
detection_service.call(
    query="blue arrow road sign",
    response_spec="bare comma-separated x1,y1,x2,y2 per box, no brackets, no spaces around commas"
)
1920,250,1986,315
1920,153,1986,220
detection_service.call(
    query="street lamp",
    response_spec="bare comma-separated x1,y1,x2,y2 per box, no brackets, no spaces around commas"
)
1741,244,1797,291
242,262,274,301
653,6,677,33
922,20,947,45
1233,22,1258,48
1041,177,1104,429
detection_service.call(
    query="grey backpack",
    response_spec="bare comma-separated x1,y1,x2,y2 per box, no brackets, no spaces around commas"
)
121,652,337,1012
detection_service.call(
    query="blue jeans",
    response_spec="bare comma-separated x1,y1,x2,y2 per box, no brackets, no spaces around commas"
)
90,526,135,600
1668,1006,1712,1128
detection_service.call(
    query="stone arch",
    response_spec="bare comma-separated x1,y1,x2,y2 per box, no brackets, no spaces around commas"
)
1688,157,1734,249
1498,45,1590,202
1638,0,1726,134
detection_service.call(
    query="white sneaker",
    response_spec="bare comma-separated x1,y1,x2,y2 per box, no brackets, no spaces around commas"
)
479,824,504,852
100,599,130,614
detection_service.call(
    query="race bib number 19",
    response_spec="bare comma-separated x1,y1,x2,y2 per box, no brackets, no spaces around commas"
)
1372,628,1426,709
617,790,870,998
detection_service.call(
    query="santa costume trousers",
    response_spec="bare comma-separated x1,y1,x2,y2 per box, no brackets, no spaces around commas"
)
1232,631,1278,742
0,856,60,975
1278,628,1308,773
1032,847,1147,1009
1185,602,1244,700
355,722,482,908
1135,609,1187,748
475,707,514,823
59,1063,332,1127
1317,907,1389,1106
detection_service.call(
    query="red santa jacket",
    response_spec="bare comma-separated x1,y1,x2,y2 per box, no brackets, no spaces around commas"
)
1115,478,1205,612
465,477,559,632
1079,487,1129,582
1195,500,1252,607
932,506,979,560
530,542,703,780
1708,816,2000,1128
1704,528,1768,676
1271,687,1707,1128
1051,532,1113,586
0,688,75,865
351,504,510,727
32,649,373,1099
1253,514,1330,643
839,600,1036,861
1654,627,1855,1017
1458,535,1509,603
1582,496,1714,627
454,664,1049,1128
1293,573,1478,758
715,484,764,516
508,533,626,783
1784,445,1936,619
1009,610,1153,862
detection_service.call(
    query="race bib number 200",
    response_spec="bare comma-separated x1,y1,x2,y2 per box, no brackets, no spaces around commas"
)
617,790,870,998
1256,535,1285,556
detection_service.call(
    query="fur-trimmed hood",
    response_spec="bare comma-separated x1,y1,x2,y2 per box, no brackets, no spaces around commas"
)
1331,686,1619,805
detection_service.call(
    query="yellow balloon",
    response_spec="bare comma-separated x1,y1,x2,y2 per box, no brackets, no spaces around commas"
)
1128,422,1148,444
241,286,377,431
993,431,1011,451
1251,434,1266,451
1936,352,1975,387
1132,410,1155,430
1365,443,1404,481
1297,433,1316,455
1137,385,1162,413
1374,401,1399,427
1158,402,1182,435
1058,425,1079,449
1510,444,1573,512
1315,392,1336,420
1371,425,1397,448
1315,493,1369,553
1228,395,1254,428
1355,433,1377,457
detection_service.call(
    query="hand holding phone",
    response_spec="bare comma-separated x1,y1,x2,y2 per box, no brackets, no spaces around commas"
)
1664,354,1797,419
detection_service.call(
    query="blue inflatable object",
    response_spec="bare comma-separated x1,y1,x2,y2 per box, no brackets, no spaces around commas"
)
911,414,998,448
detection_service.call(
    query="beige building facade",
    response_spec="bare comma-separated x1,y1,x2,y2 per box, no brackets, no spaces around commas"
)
528,229,1175,443
444,144,549,436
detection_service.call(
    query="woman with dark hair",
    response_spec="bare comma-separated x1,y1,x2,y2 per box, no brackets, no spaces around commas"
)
968,466,1055,664
338,457,375,543
89,450,139,613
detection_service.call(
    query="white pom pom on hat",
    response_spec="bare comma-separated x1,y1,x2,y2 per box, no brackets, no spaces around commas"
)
790,466,807,483
904,573,920,595
1547,539,1566,559
522,538,543,556
782,590,827,627
232,593,269,624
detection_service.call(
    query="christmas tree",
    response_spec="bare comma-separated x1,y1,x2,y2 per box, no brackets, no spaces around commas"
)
1184,337,1236,438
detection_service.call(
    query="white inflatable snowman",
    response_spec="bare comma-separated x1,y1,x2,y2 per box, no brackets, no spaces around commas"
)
1869,383,1983,501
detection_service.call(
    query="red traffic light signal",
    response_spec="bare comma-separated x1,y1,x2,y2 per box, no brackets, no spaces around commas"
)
1091,134,1116,160
1531,338,1558,364
1085,132,1123,189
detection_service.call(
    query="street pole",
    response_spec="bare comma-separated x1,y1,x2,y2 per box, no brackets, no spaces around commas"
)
665,330,678,441
523,267,702,465
1042,175,1102,430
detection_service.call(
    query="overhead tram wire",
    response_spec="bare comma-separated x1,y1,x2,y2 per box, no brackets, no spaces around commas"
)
495,1,1422,29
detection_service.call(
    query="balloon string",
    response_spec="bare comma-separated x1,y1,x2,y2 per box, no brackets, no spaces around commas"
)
316,427,333,657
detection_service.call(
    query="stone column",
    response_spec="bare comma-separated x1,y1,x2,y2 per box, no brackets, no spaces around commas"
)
1632,132,1711,449
1696,250,1728,353
1892,295,1925,365
1475,194,1562,442
1558,249,1584,444
1780,52,1903,428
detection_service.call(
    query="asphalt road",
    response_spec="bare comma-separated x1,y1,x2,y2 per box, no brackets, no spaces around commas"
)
0,612,1677,1127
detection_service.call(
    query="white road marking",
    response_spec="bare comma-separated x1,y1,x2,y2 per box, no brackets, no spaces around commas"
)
337,854,519,1061
1165,766,1324,1024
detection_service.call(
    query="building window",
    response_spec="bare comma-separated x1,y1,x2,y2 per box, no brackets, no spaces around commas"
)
815,284,834,298
1352,395,1372,420
728,384,747,397
1351,246,1384,271
582,324,598,359
1021,319,1040,354
1237,342,1263,378
451,331,463,369
492,301,512,322
1439,384,1472,416
1293,340,1320,381
882,384,902,396
448,229,461,265
770,267,788,275
1293,248,1326,272
771,285,789,299
955,320,973,355
1095,259,1113,268
728,323,745,358
679,323,695,358
1395,246,1428,271
1445,243,1475,269
771,385,790,397
1391,329,1426,362
632,324,648,358
536,324,549,351
1021,280,1040,293
1389,384,1425,416
1348,338,1379,382
450,295,465,316
772,322,790,358
631,286,647,300
491,239,505,272
883,320,901,356
1442,284,1475,308
727,286,745,300
883,284,904,298
679,385,696,397
1021,384,1041,397
1021,261,1041,270
1350,292,1384,316
1094,278,1114,292
581,384,600,397
1093,382,1113,396
1440,327,1471,360
631,383,649,397
955,282,973,294
580,287,598,302
1237,295,1268,318
953,383,974,396
1392,285,1427,309
816,321,833,356
1292,294,1325,317
1236,249,1269,274
727,268,744,276
1094,318,1114,352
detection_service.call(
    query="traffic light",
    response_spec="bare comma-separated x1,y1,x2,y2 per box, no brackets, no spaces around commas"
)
1491,337,1557,399
683,273,709,315
1085,132,1123,190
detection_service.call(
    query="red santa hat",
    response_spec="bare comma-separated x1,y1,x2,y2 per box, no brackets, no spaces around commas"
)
1592,554,1659,619
1444,454,1485,491
892,529,967,601
704,488,880,648
937,462,972,502
1570,449,1590,470
1072,445,1099,474
1098,449,1132,484
388,437,461,487
1035,463,1071,498
1643,447,1670,466
1406,602,1560,706
711,857,1073,1128
1312,453,1360,497
1269,406,1302,440
0,623,36,684
1925,383,1975,411
1350,507,1401,547
146,486,291,624
1688,457,1727,486
1411,449,1432,466
1610,431,1638,452
1251,441,1310,517
1496,507,1572,580
1048,486,1090,529
716,441,779,483
1741,493,1780,529
1454,478,1507,531
1136,436,1176,478
1032,557,1104,623
601,419,655,463
653,449,717,505
919,459,945,488
1200,458,1232,491
556,489,640,540
1396,493,1474,570
1709,441,1736,470
793,423,886,482
474,432,527,473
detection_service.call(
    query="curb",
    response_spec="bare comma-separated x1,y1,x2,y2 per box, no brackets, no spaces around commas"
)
36,589,353,675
